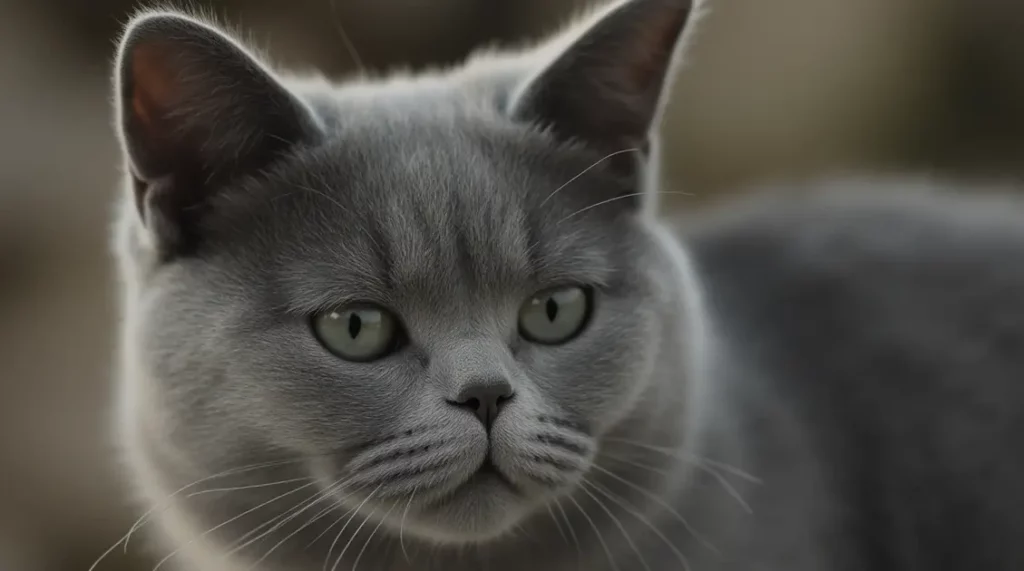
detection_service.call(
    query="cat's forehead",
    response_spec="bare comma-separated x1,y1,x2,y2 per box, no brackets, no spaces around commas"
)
305,109,541,252
230,108,625,313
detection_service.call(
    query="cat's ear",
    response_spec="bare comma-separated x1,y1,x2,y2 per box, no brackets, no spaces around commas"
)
509,0,697,158
114,12,320,257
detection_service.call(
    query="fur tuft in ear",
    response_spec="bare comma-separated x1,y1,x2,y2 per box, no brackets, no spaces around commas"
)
114,11,321,258
510,0,697,159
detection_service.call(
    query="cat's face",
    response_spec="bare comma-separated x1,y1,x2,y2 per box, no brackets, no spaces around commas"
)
115,0,695,545
142,119,663,541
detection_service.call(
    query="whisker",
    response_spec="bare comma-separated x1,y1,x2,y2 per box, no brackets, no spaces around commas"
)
187,476,312,498
291,183,348,212
329,0,367,74
303,482,376,556
541,148,641,207
303,481,373,552
565,494,620,571
152,479,319,571
583,479,692,571
227,478,341,554
698,463,753,514
578,480,651,571
329,485,383,571
89,456,310,571
546,504,569,545
226,496,316,554
701,458,764,484
588,463,717,554
559,191,693,224
352,503,397,571
603,444,755,514
602,437,762,483
305,503,357,550
399,487,418,563
552,496,581,562
601,451,669,476
249,497,342,568
239,475,357,567
324,484,382,571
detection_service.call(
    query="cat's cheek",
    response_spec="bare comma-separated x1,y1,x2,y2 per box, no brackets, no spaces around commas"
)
227,352,415,451
581,318,663,434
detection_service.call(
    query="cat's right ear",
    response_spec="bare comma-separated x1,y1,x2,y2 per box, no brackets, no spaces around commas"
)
114,12,321,258
508,0,697,162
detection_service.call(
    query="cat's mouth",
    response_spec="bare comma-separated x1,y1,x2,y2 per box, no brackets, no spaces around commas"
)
421,456,521,514
468,457,519,492
478,457,499,475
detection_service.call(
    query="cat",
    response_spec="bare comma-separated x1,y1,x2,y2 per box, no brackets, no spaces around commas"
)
103,0,1024,570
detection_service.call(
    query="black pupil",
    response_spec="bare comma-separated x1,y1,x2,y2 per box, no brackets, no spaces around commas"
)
545,298,559,322
348,313,363,338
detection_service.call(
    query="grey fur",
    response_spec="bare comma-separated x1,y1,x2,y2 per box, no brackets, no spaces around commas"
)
107,1,1024,570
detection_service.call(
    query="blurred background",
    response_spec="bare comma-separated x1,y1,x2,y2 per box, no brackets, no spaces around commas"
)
3,0,1024,569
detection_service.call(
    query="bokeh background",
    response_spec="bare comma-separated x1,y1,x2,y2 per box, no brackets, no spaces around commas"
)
3,0,1024,569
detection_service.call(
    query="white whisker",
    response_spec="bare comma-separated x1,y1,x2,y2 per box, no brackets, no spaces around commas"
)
302,480,373,552
249,498,341,568
541,148,641,207
559,191,693,224
352,503,397,571
602,442,756,514
187,476,311,498
583,479,693,571
152,479,318,571
552,496,581,566
89,457,309,571
566,494,620,571
579,479,651,571
240,475,357,567
329,0,366,74
324,484,382,571
399,487,418,563
305,505,353,550
699,463,753,514
227,480,337,554
329,485,383,571
546,504,569,545
588,462,717,553
602,437,762,483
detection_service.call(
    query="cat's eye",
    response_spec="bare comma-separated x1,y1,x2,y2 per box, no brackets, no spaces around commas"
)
311,305,400,362
518,286,593,344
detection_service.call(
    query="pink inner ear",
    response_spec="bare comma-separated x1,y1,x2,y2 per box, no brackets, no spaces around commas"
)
130,42,180,129
623,9,689,91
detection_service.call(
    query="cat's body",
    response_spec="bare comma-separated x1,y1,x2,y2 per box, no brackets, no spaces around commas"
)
105,1,1024,570
684,184,1024,571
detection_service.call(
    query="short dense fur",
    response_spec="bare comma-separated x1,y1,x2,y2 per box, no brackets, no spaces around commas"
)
107,1,1024,570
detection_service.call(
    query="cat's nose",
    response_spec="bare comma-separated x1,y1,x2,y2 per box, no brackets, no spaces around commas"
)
449,378,514,429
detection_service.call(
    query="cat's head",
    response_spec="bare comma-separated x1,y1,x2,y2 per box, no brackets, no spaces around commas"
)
113,0,699,545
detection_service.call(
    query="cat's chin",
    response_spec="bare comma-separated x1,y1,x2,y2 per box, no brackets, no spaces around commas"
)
399,468,534,543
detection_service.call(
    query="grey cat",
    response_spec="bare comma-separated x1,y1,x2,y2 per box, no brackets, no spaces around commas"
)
103,0,1024,570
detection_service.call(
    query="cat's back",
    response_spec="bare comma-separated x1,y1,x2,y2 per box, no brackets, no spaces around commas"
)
685,178,1024,352
681,178,1024,570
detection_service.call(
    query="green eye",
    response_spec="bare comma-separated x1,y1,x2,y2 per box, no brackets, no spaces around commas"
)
311,305,399,362
518,286,592,344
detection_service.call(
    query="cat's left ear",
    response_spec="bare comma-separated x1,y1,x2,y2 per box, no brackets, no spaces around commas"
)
114,12,321,257
509,0,697,159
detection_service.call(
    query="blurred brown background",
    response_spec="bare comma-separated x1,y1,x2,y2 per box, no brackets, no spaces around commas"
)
3,0,1024,569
